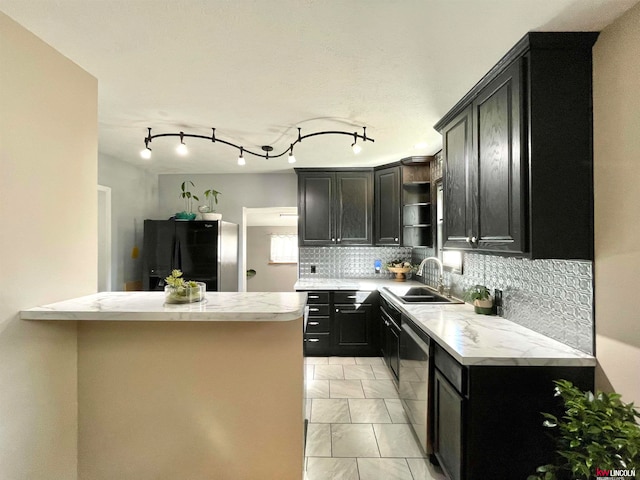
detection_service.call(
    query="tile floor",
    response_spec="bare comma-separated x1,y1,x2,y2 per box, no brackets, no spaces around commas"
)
304,356,447,480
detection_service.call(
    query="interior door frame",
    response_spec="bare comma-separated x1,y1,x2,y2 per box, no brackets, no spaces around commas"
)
98,185,112,291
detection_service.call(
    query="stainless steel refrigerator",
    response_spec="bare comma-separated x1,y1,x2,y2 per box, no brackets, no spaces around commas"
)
142,220,238,292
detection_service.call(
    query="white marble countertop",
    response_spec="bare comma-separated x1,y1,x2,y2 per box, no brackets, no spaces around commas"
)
296,277,595,367
20,291,308,322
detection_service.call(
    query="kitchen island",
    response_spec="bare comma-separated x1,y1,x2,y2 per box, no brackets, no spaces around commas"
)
21,291,307,480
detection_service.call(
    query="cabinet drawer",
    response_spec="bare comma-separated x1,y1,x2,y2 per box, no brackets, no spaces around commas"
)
434,344,465,395
304,333,331,356
306,292,329,304
307,304,330,317
306,316,330,333
334,291,374,304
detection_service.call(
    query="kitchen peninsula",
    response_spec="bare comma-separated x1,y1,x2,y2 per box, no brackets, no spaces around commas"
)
21,291,307,480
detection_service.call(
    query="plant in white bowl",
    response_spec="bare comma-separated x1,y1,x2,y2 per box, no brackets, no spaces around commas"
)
199,188,222,220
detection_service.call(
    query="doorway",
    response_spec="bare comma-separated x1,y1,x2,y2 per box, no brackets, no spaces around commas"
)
242,207,298,292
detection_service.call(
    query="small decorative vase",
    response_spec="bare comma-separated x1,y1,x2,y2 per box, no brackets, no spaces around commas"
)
473,298,493,315
201,212,222,221
387,266,411,282
164,282,206,304
198,205,210,214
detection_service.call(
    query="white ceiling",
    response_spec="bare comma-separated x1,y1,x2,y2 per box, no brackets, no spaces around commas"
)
2,0,637,175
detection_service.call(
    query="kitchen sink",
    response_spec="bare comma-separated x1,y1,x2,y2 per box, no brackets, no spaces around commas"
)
382,286,463,304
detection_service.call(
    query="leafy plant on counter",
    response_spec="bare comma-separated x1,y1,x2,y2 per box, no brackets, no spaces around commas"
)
179,181,199,214
463,284,491,302
528,379,640,480
165,269,198,295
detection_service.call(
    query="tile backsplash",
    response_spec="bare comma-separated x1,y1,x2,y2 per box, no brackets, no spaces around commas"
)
412,248,594,354
299,246,413,279
299,246,594,354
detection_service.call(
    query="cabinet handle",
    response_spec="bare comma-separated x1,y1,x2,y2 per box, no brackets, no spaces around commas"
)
337,238,341,242
308,338,320,343
309,295,319,299
331,238,335,241
336,309,339,313
309,308,320,312
394,238,398,242
466,236,471,243
308,321,319,326
347,295,357,299
471,236,478,244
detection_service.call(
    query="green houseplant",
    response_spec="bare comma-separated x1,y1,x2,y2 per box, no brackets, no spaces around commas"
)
528,379,640,480
199,188,222,220
176,181,199,220
464,284,493,314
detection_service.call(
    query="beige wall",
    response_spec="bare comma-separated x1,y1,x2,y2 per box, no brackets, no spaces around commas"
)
78,320,304,480
246,226,298,292
593,1,640,404
0,12,97,480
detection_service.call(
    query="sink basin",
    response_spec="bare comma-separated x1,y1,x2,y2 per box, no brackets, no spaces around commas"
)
382,286,463,305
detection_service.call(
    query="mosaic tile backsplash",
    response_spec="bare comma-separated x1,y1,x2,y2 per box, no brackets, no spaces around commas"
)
300,246,594,354
412,249,594,354
299,246,413,279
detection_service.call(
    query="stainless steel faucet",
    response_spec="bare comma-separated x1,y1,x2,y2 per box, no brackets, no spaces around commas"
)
417,257,444,294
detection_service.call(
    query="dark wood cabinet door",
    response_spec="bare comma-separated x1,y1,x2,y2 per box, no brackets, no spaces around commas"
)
298,172,335,245
374,166,401,245
473,60,525,253
336,171,373,245
433,369,464,480
442,106,474,250
334,304,375,355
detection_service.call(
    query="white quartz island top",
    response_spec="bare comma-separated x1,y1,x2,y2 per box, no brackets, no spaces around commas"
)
20,291,308,322
296,278,595,367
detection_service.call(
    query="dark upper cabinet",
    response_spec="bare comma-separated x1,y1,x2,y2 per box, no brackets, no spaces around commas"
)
442,106,474,250
374,166,402,245
297,172,335,245
474,60,524,253
435,32,599,260
297,169,373,246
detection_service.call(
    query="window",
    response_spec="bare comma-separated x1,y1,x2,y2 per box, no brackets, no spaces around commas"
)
270,234,298,264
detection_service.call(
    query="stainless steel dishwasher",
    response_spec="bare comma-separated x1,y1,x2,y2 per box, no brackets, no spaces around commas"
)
399,318,432,455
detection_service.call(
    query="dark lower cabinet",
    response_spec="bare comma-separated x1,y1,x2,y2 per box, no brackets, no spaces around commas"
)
334,303,376,355
303,291,332,356
431,343,594,480
302,290,379,356
433,370,463,480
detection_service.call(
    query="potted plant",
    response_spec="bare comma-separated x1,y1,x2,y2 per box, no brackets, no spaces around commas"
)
528,379,640,480
163,269,205,304
464,284,493,314
384,259,417,282
176,181,199,220
198,188,222,220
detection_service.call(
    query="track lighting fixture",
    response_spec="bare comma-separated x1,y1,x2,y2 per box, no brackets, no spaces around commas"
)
140,125,374,165
176,132,188,156
237,147,246,166
288,145,296,164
